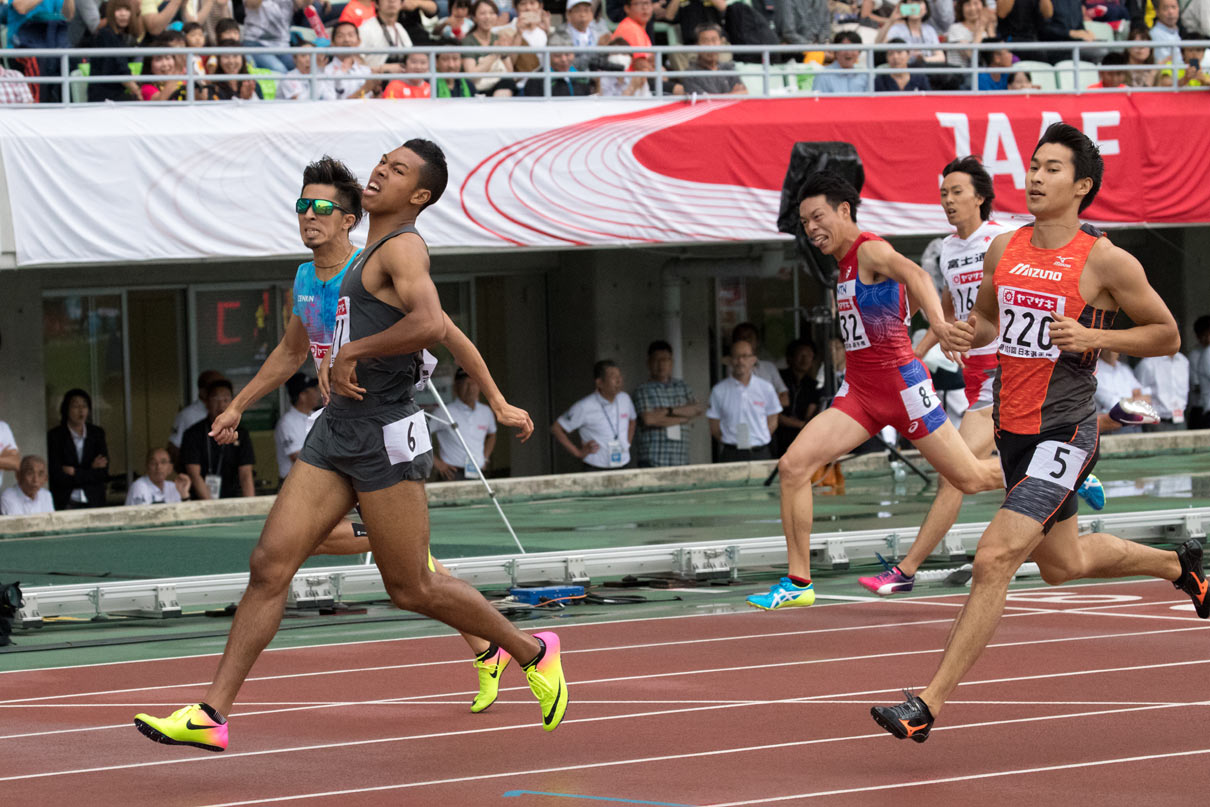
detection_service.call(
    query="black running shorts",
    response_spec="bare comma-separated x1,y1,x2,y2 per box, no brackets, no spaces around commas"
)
996,412,1099,533
299,402,433,493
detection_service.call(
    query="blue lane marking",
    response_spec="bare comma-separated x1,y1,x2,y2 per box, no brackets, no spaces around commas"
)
501,790,697,806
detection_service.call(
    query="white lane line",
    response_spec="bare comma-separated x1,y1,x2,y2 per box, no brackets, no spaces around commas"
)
0,698,1187,709
4,660,1209,781
703,748,1210,805
0,577,1173,675
187,704,1210,806
3,623,1207,742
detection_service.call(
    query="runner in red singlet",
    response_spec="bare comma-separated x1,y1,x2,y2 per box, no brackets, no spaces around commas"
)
872,123,1208,743
747,172,1004,611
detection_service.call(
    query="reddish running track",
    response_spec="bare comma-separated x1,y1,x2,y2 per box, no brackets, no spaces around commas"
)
1,580,1207,806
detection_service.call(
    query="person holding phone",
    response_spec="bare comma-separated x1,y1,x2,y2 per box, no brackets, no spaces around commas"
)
876,1,945,63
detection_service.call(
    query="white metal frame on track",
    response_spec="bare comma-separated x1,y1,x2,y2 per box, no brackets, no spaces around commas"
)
13,507,1207,627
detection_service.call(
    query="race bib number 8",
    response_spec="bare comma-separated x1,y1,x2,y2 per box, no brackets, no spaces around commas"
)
899,377,940,421
1025,440,1089,491
330,296,351,366
998,287,1065,361
836,281,870,352
382,410,432,465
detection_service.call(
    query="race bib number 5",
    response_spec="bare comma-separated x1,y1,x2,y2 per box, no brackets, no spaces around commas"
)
836,281,870,352
998,287,1065,361
330,296,351,365
382,410,432,465
1025,440,1089,491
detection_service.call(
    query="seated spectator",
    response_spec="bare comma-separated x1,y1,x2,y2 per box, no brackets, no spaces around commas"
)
47,388,109,510
1,456,54,516
275,373,318,481
181,21,208,76
242,0,299,74
324,20,377,98
976,37,1014,88
1094,349,1149,433
523,30,592,94
876,3,945,62
382,51,435,96
181,378,255,499
0,66,36,105
501,0,552,73
551,360,637,471
205,17,241,74
140,40,190,100
8,0,76,101
438,0,476,39
360,0,414,70
212,44,262,99
87,0,144,102
708,339,782,462
1126,27,1157,86
599,44,657,94
613,0,655,56
563,0,612,72
775,339,820,458
1088,50,1128,86
813,30,873,92
1135,348,1190,431
126,448,191,505
279,40,338,99
433,38,477,95
947,0,997,69
431,368,498,480
671,23,747,94
996,0,1052,45
875,37,932,88
462,0,519,95
1157,44,1209,85
1150,0,1183,67
1007,66,1040,86
400,0,440,44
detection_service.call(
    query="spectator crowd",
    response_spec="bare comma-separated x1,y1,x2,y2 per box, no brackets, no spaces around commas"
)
1,0,1207,102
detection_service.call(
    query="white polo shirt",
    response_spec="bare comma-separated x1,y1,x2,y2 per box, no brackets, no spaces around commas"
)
1094,358,1144,413
1135,353,1190,422
557,391,637,469
707,375,782,447
754,359,789,397
1,485,54,515
169,400,207,448
125,476,183,506
432,399,497,470
275,407,312,480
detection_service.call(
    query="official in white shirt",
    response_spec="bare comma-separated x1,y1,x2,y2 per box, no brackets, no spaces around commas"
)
432,368,499,480
275,373,320,483
167,370,225,466
552,360,637,471
708,339,783,461
125,448,191,506
1,455,54,516
732,322,790,407
1094,351,1149,434
1135,350,1190,431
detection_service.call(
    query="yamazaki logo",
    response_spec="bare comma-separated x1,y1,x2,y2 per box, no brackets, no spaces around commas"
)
955,270,983,285
1002,288,1059,311
310,343,331,360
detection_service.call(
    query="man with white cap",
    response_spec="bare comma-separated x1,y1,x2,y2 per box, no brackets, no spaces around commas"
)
564,0,611,70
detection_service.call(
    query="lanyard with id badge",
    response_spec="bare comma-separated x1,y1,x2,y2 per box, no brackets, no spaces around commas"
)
204,438,223,499
597,397,625,467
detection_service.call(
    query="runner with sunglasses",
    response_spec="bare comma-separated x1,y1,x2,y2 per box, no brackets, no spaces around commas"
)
133,157,536,752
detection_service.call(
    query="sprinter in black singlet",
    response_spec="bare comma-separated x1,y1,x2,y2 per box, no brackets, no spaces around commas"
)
133,141,568,754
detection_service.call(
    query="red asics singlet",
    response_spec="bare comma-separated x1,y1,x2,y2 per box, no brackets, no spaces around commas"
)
836,232,917,376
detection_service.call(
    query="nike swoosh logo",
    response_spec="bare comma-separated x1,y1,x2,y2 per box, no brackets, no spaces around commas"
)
185,719,216,731
899,719,928,737
544,682,564,726
489,665,500,679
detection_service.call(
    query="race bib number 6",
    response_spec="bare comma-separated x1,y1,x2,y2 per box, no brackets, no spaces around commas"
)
836,281,870,352
998,287,1065,361
382,410,432,465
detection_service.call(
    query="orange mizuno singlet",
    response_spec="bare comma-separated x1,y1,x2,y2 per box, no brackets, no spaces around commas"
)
992,224,1116,434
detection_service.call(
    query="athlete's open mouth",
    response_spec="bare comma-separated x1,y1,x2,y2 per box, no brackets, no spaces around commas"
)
365,181,382,195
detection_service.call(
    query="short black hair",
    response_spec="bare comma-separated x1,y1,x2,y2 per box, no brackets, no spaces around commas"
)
181,21,203,36
331,20,360,40
302,155,364,228
402,138,449,212
799,171,860,222
215,17,241,41
161,29,185,45
979,36,1006,66
833,30,861,45
784,338,815,365
1033,122,1103,213
58,388,92,425
731,322,758,343
1100,50,1129,67
471,0,498,15
1194,315,1210,338
941,156,995,221
205,378,234,398
648,339,673,356
593,359,618,380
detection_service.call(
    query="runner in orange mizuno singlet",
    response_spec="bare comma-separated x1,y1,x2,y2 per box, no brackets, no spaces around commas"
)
872,122,1209,744
747,171,1004,612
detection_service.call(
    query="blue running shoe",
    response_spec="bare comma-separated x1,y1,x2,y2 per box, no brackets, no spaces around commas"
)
1076,474,1105,511
746,577,815,610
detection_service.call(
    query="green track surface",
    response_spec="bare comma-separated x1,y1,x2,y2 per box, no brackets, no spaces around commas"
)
3,451,1208,672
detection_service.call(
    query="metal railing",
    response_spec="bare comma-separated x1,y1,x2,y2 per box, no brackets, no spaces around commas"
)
0,38,1206,104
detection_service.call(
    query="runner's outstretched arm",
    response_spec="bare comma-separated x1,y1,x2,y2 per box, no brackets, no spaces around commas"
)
439,313,534,442
211,315,311,444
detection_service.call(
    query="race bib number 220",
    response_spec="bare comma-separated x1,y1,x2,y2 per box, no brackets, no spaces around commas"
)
998,287,1065,361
